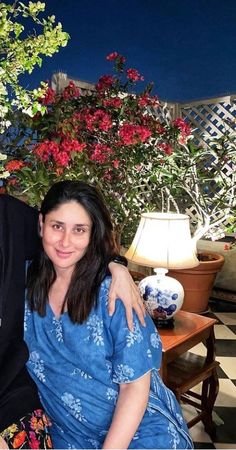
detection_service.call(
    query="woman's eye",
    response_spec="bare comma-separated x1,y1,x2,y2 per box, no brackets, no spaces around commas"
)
52,224,62,230
74,227,85,233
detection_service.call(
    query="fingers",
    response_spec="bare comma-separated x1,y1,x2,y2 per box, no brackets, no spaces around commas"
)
125,306,134,332
0,437,9,449
108,292,116,317
133,301,146,327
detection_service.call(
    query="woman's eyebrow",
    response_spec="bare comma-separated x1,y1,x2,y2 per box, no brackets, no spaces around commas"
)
49,220,90,227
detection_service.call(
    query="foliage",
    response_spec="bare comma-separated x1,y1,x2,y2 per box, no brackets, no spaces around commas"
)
0,151,9,178
2,52,193,243
0,0,69,133
2,51,235,244
152,124,236,240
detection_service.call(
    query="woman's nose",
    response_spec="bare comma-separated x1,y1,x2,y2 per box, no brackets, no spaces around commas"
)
60,231,71,247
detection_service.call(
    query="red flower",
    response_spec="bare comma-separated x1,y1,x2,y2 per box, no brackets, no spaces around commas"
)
138,94,159,108
159,142,173,155
60,139,86,153
173,118,192,137
62,81,80,100
34,140,59,162
90,144,113,164
12,431,27,448
84,109,112,132
106,52,126,63
103,97,122,108
40,86,56,105
5,159,25,172
96,75,115,92
112,159,120,169
119,123,151,145
28,431,40,449
54,151,70,166
55,167,64,176
7,178,19,186
126,68,144,82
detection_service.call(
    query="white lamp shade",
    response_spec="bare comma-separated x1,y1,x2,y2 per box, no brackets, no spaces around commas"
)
125,212,199,269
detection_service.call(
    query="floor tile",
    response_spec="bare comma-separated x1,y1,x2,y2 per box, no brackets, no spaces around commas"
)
181,404,211,443
216,365,229,379
228,325,236,335
209,299,236,313
189,342,207,357
213,313,236,326
214,444,236,449
214,379,236,407
216,357,236,379
215,339,236,356
213,407,236,443
189,422,213,444
188,379,236,408
194,443,216,448
214,325,236,340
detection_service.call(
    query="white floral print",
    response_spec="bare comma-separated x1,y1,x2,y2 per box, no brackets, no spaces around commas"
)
106,387,118,404
126,321,143,347
150,331,161,348
61,392,87,422
113,364,134,383
52,317,64,342
24,303,31,331
70,367,92,379
86,314,104,346
29,351,46,383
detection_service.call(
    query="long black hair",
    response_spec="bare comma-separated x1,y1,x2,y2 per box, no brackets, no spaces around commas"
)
27,180,118,323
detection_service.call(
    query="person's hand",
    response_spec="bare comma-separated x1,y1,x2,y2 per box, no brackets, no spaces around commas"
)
108,263,146,331
0,436,9,449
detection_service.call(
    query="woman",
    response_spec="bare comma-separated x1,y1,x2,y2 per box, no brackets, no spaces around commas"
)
24,180,193,449
0,193,144,449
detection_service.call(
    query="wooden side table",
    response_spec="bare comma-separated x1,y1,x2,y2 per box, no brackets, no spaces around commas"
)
158,310,219,438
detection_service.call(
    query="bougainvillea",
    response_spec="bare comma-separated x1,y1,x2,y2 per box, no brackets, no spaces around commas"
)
3,52,193,244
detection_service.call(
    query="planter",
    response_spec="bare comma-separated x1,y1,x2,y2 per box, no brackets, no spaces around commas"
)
168,251,225,314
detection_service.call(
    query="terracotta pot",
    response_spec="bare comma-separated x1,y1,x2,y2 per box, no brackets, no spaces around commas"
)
168,251,225,314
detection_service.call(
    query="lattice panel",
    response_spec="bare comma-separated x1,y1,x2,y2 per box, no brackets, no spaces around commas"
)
179,97,236,145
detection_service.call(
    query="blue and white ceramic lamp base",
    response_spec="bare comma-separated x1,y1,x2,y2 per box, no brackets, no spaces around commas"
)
139,268,184,323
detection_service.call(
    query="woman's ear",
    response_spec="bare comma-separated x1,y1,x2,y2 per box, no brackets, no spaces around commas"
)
38,213,44,237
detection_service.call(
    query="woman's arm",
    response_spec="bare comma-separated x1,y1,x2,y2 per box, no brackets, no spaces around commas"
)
108,262,146,331
102,372,151,449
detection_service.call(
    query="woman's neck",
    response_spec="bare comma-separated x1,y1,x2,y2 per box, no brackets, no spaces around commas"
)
48,271,72,318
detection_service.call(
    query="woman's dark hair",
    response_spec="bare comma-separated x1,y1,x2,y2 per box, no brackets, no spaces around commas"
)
27,180,118,323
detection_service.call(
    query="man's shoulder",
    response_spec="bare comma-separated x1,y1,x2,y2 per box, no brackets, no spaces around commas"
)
0,194,38,217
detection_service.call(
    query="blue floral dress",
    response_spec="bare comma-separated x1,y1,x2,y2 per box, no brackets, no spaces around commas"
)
24,276,193,449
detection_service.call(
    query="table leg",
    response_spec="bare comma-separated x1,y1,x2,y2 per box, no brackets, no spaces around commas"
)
202,367,219,438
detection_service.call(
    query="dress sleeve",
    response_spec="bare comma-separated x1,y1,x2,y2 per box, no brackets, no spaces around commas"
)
109,299,162,384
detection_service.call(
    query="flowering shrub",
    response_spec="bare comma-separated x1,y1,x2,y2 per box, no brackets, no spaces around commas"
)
3,52,193,244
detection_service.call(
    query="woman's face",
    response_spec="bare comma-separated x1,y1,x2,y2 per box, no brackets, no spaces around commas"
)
39,200,92,276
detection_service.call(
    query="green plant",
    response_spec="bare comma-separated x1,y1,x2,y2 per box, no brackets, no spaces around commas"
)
2,52,192,244
0,0,69,133
153,123,236,240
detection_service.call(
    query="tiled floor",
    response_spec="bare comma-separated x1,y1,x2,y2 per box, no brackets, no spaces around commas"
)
182,298,236,449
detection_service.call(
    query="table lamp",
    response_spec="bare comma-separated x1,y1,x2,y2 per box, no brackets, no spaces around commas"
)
125,212,199,327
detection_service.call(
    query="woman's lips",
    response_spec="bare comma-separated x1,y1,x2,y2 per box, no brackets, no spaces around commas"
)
56,249,73,258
